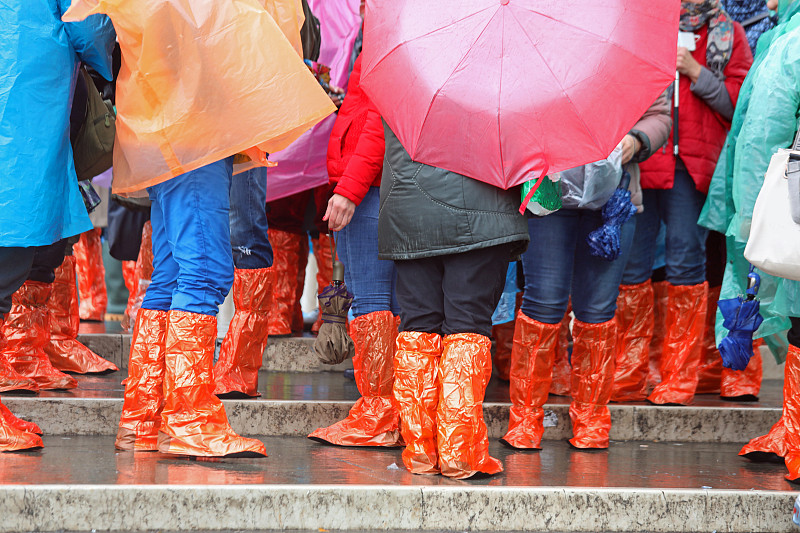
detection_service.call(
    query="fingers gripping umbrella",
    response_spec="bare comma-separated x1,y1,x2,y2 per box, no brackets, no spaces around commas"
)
717,268,764,371
314,236,355,365
360,0,679,190
587,169,637,261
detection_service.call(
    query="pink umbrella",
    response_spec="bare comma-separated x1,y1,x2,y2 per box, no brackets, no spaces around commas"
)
360,0,679,191
266,0,362,202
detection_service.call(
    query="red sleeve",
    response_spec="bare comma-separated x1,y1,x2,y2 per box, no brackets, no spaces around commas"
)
333,103,386,206
720,22,753,124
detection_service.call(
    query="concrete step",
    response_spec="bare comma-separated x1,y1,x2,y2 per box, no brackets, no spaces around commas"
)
77,333,353,373
1,373,783,443
0,436,794,532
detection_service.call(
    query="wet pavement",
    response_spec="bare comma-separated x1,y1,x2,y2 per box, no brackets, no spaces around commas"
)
0,370,784,407
0,435,789,490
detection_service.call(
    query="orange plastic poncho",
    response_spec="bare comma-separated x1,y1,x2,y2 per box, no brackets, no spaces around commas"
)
63,0,335,195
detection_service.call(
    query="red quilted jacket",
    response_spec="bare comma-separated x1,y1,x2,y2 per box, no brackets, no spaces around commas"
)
326,55,385,205
640,22,752,193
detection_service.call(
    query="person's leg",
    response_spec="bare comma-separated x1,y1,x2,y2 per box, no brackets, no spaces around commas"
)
309,188,402,446
503,213,576,449
215,167,273,397
613,191,661,401
1,241,76,390
649,168,708,405
393,256,445,474
0,246,39,393
436,245,510,478
566,211,632,448
74,228,107,321
150,159,264,458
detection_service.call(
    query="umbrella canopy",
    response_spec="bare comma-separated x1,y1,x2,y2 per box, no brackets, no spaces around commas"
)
360,0,679,189
314,241,355,365
717,269,764,371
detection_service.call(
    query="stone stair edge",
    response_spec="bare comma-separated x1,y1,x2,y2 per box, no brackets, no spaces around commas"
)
0,484,794,533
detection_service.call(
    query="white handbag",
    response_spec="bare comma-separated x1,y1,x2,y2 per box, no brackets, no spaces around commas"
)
744,142,800,281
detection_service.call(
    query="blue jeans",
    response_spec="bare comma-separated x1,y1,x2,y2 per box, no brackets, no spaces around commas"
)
142,158,235,316
520,208,635,324
336,187,399,317
229,167,272,269
622,168,707,286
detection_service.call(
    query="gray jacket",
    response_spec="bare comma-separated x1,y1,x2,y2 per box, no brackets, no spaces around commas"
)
378,124,529,260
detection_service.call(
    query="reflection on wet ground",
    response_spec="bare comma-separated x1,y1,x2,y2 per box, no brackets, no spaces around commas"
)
0,370,784,407
0,436,789,490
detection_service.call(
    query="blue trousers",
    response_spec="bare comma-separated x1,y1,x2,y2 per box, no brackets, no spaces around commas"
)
520,208,635,324
336,187,399,317
622,168,707,286
142,158,235,316
229,167,273,269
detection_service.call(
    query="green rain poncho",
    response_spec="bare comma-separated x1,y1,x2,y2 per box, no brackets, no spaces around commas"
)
699,6,800,362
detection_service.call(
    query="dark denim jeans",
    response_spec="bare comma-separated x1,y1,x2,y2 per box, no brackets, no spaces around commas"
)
520,208,635,324
229,167,273,269
622,167,707,286
143,158,234,316
336,187,399,317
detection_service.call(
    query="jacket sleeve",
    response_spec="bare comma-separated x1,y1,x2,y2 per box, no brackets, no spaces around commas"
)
629,90,671,163
333,104,386,206
716,22,753,127
59,0,115,81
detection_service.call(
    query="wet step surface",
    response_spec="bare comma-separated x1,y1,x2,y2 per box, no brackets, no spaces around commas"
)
1,374,784,442
0,436,795,533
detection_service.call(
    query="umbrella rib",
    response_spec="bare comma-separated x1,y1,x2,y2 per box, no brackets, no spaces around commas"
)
415,8,501,156
512,5,670,75
507,8,604,152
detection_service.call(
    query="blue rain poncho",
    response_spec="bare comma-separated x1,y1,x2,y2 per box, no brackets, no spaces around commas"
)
699,14,800,362
0,0,115,247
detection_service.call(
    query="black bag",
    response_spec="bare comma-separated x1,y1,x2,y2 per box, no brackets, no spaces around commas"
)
72,66,116,181
106,199,150,262
300,0,321,61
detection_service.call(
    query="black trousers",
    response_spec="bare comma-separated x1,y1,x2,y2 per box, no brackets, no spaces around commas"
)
0,240,68,316
394,243,512,338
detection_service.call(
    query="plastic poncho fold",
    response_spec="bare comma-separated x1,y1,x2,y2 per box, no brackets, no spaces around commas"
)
0,0,115,247
62,0,336,195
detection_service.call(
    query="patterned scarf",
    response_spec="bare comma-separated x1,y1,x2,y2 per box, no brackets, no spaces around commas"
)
680,0,735,74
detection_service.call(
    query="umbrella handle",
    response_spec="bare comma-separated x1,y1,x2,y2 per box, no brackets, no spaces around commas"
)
673,72,679,156
330,233,344,285
746,265,760,300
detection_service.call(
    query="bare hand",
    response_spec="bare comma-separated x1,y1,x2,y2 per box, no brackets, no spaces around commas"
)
676,47,702,83
323,193,356,232
619,134,641,165
328,85,345,108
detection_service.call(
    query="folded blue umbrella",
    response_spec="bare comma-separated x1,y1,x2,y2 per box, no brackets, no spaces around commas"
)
717,267,764,371
587,170,637,261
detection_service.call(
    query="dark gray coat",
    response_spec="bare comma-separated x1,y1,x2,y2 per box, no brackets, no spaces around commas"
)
378,124,529,260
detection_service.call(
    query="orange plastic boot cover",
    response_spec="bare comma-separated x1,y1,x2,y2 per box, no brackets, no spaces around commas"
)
721,340,762,399
115,309,168,451
501,311,560,449
739,345,788,460
1,282,77,390
611,281,654,402
550,310,572,396
74,228,108,321
569,319,617,449
157,310,266,457
696,285,723,394
312,234,333,334
0,317,38,393
647,283,708,406
393,331,442,474
0,398,43,452
437,334,503,478
309,311,403,446
45,256,118,374
267,229,303,336
781,345,800,481
123,221,154,332
122,260,137,325
214,268,273,397
491,320,515,381
648,281,669,388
